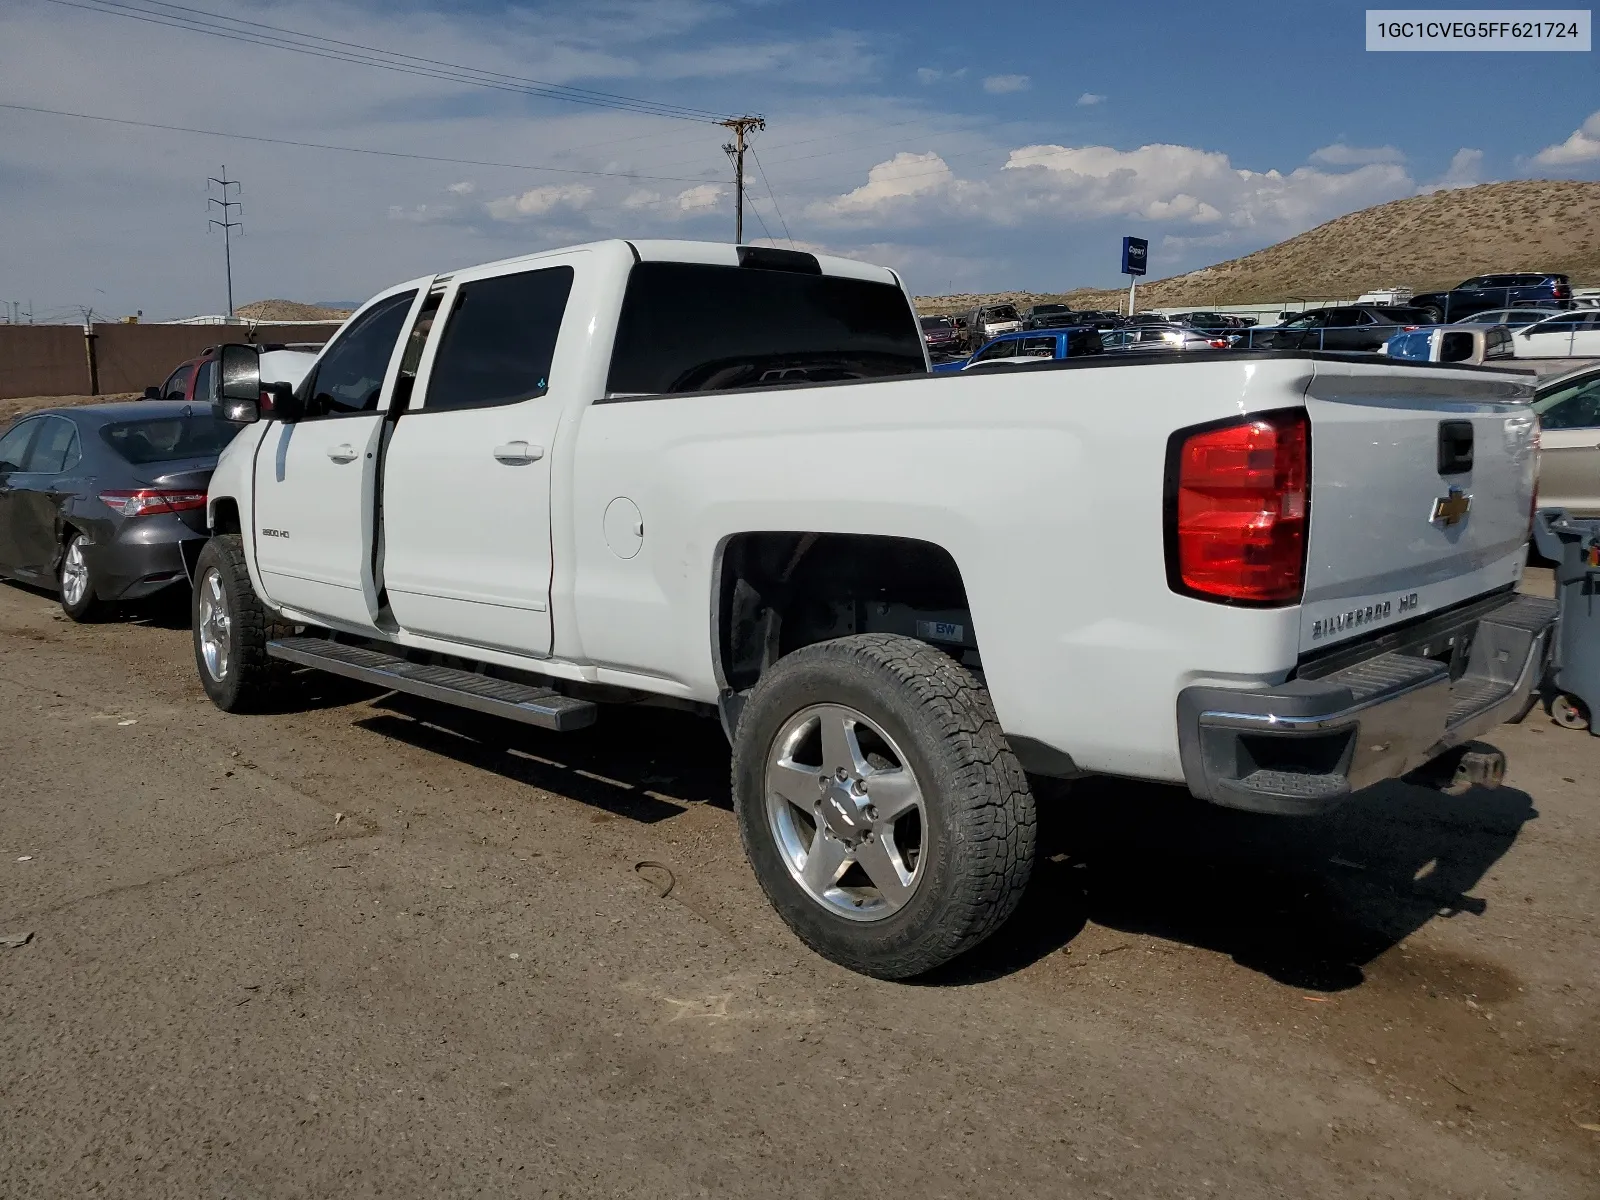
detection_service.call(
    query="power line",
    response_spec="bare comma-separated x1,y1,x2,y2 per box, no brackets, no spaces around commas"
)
0,102,719,183
748,146,794,249
42,0,727,122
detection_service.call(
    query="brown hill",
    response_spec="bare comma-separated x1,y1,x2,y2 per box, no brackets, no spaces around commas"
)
917,179,1600,314
234,299,351,322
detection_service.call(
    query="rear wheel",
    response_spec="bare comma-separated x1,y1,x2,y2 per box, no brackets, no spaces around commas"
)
192,534,291,712
732,633,1035,979
1416,305,1444,325
59,532,108,623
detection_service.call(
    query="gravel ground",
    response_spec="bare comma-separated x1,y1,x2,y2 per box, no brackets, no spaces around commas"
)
0,578,1596,1198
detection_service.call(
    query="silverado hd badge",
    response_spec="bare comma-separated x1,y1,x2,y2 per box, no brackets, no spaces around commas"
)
1311,592,1419,640
1431,487,1472,527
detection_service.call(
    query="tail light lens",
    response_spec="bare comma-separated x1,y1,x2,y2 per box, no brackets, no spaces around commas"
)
1552,282,1571,299
1167,410,1309,604
98,489,207,517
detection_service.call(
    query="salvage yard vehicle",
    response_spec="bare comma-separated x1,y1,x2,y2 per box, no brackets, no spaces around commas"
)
918,315,962,358
191,238,1554,980
1243,305,1433,352
932,327,1104,372
1450,307,1567,328
0,401,234,620
1408,272,1573,325
1382,323,1516,365
143,342,322,404
1101,324,1229,352
1509,310,1600,358
1532,364,1600,517
962,302,1023,349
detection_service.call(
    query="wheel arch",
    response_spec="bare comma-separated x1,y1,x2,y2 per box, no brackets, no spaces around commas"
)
711,531,979,727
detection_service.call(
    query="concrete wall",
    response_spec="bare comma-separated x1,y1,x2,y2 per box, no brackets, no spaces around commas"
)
0,323,338,398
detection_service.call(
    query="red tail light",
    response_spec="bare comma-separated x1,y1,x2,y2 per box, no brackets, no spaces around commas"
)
1166,410,1309,604
1552,282,1571,299
98,489,208,517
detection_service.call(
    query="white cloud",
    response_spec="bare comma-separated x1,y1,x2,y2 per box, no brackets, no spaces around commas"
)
917,66,967,84
808,140,1414,240
812,152,956,215
1418,148,1485,194
446,180,477,196
1309,143,1405,166
983,74,1030,94
622,188,663,209
676,183,724,211
1533,110,1600,165
1076,92,1105,107
485,183,595,220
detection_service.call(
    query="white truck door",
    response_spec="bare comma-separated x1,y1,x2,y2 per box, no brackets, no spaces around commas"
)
378,258,577,656
252,282,431,629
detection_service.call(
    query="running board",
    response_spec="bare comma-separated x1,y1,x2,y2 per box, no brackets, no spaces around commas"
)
266,637,598,732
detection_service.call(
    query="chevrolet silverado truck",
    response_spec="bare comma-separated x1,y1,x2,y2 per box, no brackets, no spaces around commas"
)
192,239,1555,979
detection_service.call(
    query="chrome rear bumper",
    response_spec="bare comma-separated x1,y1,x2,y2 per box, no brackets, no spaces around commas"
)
1177,592,1557,815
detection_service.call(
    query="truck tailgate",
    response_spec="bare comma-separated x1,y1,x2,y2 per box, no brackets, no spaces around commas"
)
1298,360,1538,655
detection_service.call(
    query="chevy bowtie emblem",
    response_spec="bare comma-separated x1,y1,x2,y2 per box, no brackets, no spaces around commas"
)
1431,487,1472,527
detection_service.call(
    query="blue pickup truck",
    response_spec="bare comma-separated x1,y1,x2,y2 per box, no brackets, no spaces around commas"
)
933,327,1103,373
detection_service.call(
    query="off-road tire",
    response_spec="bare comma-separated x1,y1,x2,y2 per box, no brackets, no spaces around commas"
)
192,533,293,712
1416,305,1444,325
732,633,1036,979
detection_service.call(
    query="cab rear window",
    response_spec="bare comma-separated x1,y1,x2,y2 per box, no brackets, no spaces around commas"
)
607,262,924,394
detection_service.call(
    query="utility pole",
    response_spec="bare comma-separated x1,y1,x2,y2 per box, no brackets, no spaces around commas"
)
720,116,764,244
207,166,242,318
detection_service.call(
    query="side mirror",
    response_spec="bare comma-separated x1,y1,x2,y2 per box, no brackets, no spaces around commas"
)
264,381,305,424
142,385,161,401
215,343,262,423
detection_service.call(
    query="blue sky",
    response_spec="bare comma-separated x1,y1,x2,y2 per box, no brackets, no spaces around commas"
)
0,0,1596,318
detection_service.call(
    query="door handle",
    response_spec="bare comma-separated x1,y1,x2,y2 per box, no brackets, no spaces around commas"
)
493,441,544,465
327,444,358,463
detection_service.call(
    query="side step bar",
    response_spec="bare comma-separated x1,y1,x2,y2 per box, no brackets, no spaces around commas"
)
266,637,598,732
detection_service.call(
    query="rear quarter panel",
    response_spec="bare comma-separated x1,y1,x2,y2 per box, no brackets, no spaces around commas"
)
565,356,1319,782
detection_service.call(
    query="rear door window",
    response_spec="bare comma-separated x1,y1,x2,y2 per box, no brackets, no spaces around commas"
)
0,419,40,471
606,262,924,394
1018,336,1058,358
422,267,573,411
1439,331,1475,363
23,416,80,472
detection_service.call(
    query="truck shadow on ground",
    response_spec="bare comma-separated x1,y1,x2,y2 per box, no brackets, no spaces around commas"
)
348,687,1538,992
934,772,1539,991
355,695,734,824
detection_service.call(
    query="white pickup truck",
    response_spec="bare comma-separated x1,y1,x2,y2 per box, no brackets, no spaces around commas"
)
194,239,1555,979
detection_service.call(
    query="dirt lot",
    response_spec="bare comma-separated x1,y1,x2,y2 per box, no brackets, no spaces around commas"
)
0,580,1596,1198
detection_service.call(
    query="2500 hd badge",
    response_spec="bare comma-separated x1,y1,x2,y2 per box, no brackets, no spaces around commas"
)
1311,592,1419,640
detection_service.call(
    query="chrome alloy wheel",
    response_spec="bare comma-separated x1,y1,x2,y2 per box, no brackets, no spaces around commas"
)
60,538,90,608
196,566,231,682
765,704,927,922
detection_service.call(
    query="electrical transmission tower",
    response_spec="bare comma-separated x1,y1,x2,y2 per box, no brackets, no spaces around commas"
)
207,167,242,318
720,116,765,244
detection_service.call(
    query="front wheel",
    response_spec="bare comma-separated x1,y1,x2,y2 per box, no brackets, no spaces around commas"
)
192,534,291,712
732,634,1036,980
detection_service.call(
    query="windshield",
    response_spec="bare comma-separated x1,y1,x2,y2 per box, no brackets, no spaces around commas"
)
985,305,1020,322
99,412,234,464
607,262,925,393
920,316,953,330
1031,304,1070,316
